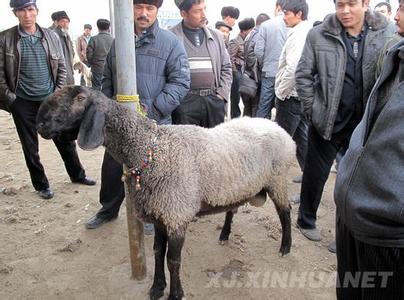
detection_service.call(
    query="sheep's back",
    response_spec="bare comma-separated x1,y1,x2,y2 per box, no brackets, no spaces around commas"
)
194,117,296,207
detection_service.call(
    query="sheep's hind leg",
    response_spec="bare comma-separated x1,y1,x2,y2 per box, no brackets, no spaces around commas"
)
219,210,234,242
265,178,292,256
149,226,168,300
167,231,185,300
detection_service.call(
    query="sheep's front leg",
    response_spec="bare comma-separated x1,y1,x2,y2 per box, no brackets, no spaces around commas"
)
167,233,185,300
149,226,168,300
219,211,234,241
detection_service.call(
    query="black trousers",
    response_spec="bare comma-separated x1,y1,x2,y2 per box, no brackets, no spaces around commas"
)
10,97,86,191
275,97,308,172
336,218,404,299
230,70,241,119
172,93,225,128
241,87,260,117
297,125,351,229
97,150,125,218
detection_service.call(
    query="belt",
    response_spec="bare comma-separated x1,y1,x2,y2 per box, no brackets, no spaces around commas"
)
188,89,214,97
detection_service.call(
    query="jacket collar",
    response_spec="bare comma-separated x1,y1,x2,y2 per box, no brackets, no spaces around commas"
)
322,10,389,36
135,20,159,43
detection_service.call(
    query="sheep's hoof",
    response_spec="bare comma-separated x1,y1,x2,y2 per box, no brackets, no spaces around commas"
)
219,239,229,246
149,285,166,300
278,245,291,257
168,293,185,300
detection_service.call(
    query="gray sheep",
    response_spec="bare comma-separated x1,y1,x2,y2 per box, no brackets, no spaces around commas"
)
37,86,295,300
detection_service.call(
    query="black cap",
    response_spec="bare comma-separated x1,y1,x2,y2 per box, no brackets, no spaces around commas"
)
10,0,36,10
215,21,232,31
54,11,70,22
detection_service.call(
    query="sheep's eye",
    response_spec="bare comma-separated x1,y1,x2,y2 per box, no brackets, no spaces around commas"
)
77,96,86,101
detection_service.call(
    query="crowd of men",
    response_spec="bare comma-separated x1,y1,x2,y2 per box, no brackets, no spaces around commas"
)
0,0,403,298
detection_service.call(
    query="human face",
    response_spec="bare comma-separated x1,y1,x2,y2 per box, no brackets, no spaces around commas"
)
134,4,158,33
394,1,404,36
181,1,207,29
335,0,369,35
217,26,230,40
375,4,391,17
14,5,38,33
57,18,70,30
223,16,236,27
283,10,302,28
84,28,92,36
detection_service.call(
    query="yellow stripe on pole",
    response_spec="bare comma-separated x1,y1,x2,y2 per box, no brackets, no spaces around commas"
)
116,94,140,102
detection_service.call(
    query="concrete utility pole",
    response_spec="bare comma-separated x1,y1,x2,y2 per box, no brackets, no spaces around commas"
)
109,0,115,37
112,0,146,280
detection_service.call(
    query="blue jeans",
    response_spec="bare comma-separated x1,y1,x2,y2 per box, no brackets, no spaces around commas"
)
256,76,276,119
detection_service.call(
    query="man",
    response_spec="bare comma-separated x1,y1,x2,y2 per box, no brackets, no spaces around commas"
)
275,0,311,190
374,1,397,31
214,20,232,45
76,24,92,67
228,18,255,119
241,13,270,117
0,0,95,200
295,0,394,242
374,1,392,17
255,0,288,119
334,2,404,297
170,0,232,128
53,11,75,85
86,0,190,230
86,19,113,90
221,6,240,28
76,24,92,86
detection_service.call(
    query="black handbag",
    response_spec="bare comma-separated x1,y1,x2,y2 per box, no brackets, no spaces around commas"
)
239,72,258,98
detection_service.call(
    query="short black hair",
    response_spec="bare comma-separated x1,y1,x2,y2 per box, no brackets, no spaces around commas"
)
276,0,287,9
238,18,255,31
96,19,110,31
179,0,203,12
282,0,309,21
221,6,240,19
375,1,392,13
84,24,92,30
256,13,270,26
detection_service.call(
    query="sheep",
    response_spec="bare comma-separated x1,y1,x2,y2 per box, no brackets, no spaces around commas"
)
36,86,295,300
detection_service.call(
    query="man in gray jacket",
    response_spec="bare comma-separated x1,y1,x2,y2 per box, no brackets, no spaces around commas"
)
86,19,113,90
295,0,394,242
254,0,288,119
170,0,232,128
334,2,404,296
86,0,190,230
0,0,95,199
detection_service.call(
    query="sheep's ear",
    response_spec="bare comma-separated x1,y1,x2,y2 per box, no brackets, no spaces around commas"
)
77,104,105,150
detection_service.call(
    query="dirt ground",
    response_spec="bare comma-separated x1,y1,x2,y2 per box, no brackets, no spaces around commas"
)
0,110,338,300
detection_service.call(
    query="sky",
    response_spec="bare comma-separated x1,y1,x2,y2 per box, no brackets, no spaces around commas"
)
0,0,398,38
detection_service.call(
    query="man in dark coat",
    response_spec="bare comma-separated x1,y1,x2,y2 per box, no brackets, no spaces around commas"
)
85,0,190,230
0,0,95,199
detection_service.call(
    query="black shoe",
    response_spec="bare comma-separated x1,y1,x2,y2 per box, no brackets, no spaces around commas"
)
38,188,54,199
72,176,96,186
85,214,117,229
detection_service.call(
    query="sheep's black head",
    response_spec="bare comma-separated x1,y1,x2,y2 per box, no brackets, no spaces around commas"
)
37,85,105,150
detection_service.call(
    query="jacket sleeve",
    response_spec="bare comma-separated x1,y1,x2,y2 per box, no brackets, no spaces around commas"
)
276,32,305,100
216,37,232,100
102,45,115,99
86,38,94,67
254,26,266,67
53,33,67,89
153,40,190,116
227,38,238,72
295,31,316,118
0,34,15,112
